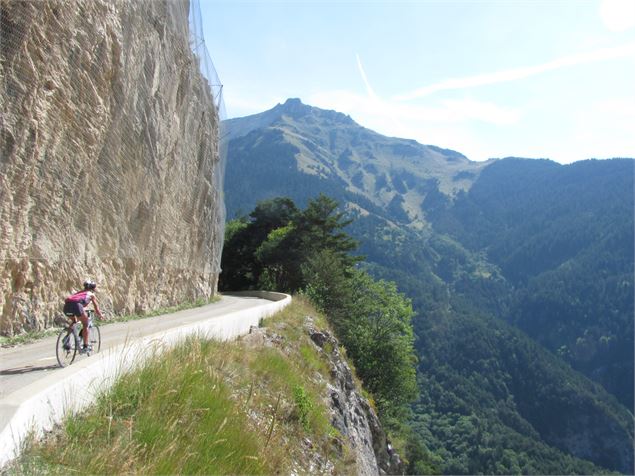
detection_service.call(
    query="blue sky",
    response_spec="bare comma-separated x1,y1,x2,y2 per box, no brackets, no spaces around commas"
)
200,0,635,164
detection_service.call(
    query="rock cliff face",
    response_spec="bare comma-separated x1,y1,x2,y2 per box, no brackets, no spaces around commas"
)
0,0,224,334
306,321,404,475
243,315,404,475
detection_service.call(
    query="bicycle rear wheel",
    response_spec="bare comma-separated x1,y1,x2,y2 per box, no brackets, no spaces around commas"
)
56,329,77,367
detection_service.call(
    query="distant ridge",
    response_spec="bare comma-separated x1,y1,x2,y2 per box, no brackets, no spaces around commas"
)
224,98,489,231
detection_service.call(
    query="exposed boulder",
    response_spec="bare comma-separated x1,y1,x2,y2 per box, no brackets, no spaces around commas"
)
307,322,405,475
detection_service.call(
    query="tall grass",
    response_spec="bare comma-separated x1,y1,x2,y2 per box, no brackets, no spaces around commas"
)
9,297,354,475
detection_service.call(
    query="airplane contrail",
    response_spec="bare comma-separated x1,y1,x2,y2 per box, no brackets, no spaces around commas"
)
356,53,379,100
394,41,635,101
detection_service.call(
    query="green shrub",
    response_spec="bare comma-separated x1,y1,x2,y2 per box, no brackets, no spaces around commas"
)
293,385,313,431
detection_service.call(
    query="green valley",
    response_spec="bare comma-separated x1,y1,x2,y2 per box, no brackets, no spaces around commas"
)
222,98,634,474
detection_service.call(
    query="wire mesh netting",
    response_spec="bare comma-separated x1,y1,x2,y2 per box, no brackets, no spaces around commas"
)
0,0,226,333
189,0,225,118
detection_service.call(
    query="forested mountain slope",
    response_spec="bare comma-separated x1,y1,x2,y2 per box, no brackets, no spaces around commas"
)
222,99,634,474
430,158,634,409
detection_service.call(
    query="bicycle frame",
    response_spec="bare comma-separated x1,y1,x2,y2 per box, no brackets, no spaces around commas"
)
56,309,100,367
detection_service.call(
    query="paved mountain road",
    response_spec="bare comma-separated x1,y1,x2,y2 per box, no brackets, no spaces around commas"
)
0,294,270,397
0,292,291,467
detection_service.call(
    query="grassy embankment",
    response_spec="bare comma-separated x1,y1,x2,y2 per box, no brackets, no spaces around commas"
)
8,297,357,475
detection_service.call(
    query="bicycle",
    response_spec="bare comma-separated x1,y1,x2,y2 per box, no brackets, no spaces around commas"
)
55,309,101,367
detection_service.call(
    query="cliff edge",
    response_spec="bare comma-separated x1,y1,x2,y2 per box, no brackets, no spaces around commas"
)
0,0,224,334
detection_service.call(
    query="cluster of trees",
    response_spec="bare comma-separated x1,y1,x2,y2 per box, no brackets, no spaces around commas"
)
430,158,635,409
220,195,430,471
338,195,634,473
221,194,358,293
412,305,633,475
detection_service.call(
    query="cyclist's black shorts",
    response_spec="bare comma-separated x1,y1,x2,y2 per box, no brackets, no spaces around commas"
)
63,300,84,317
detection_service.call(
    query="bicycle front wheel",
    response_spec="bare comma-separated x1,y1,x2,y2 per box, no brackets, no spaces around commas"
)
89,324,101,354
56,329,77,367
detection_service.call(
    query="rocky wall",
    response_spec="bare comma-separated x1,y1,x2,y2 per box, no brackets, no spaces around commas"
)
305,320,404,475
0,0,224,335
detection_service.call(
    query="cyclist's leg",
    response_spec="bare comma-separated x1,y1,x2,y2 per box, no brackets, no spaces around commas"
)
67,316,77,334
61,317,74,350
67,316,79,348
63,301,81,343
78,311,89,347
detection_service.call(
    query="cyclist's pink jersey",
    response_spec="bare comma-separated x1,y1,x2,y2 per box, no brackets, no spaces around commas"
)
66,290,95,305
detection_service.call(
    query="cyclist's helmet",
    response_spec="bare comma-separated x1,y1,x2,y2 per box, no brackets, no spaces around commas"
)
83,279,97,291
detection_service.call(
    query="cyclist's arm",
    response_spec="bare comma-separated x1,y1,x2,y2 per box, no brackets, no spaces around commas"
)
91,295,105,320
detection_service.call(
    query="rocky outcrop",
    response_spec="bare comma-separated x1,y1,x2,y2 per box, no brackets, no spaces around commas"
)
306,322,404,475
242,316,405,475
0,0,224,334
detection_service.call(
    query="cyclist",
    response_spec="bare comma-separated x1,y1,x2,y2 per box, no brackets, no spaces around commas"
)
63,279,104,353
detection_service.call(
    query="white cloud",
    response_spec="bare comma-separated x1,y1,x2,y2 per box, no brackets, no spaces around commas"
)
594,97,635,119
311,53,520,157
439,99,520,125
394,41,635,101
330,56,521,140
600,0,635,32
343,42,634,163
568,98,635,160
308,90,519,128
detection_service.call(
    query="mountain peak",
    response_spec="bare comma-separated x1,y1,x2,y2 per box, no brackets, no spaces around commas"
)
273,98,355,126
281,97,304,108
274,97,311,117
